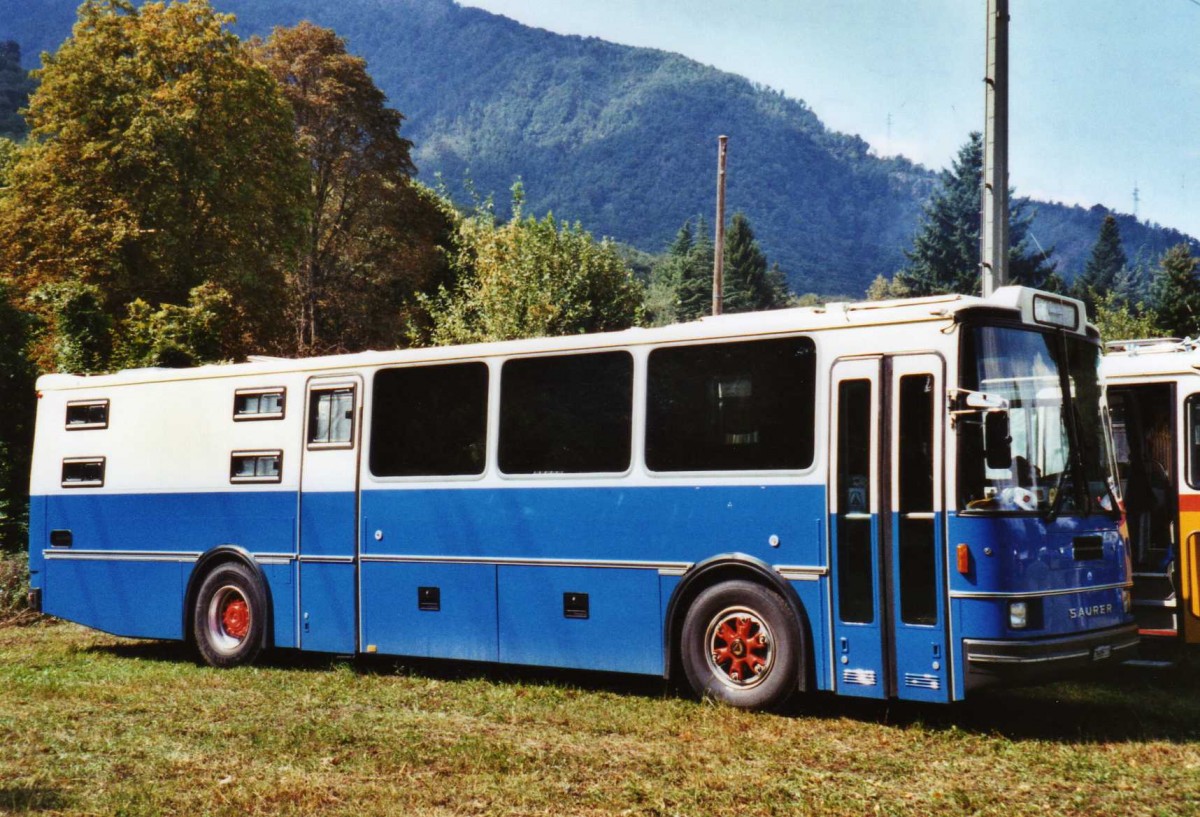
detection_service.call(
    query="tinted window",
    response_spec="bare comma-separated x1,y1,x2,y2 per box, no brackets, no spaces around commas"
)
499,352,633,474
646,337,816,471
234,389,285,420
897,374,937,625
230,451,282,483
371,363,489,477
66,400,109,429
62,457,105,488
836,379,874,624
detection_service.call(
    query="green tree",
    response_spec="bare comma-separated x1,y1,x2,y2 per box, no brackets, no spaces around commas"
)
676,218,715,321
1092,291,1158,343
643,222,692,326
1151,244,1200,338
1073,214,1127,312
417,186,642,345
723,212,789,313
255,23,449,355
895,132,1057,296
0,282,35,553
112,282,240,369
0,0,307,367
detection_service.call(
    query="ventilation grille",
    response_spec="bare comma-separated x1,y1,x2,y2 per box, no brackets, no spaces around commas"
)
904,673,941,690
842,668,878,686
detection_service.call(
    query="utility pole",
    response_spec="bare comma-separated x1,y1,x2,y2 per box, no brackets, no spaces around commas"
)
713,135,728,316
981,0,1009,296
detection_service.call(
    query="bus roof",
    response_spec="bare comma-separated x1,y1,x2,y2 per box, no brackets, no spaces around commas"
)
1103,337,1200,380
36,285,1088,391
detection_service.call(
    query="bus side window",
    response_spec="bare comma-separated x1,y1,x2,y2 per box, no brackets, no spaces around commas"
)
308,387,355,447
1188,395,1200,489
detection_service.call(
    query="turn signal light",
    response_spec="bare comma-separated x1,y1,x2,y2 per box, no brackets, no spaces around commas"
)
956,543,971,575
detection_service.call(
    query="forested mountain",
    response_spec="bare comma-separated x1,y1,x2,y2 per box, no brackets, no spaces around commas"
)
6,0,1195,294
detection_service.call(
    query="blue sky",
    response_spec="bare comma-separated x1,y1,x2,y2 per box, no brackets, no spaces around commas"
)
461,0,1200,239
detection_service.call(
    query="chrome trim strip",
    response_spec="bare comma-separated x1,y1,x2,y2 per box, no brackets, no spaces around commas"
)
298,555,356,564
360,554,692,572
255,557,292,566
43,548,201,562
966,635,1140,666
775,565,828,581
949,581,1130,600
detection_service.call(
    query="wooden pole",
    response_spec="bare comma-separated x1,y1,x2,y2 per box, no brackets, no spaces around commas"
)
981,0,1010,296
713,135,728,316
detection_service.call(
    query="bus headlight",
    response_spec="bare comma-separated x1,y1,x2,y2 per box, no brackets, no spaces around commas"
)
1009,601,1028,629
1121,589,1132,614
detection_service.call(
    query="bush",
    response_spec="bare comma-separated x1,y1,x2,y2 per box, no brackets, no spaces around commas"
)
0,550,35,625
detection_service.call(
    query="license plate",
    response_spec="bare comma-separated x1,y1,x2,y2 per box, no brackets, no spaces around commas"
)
1093,645,1112,661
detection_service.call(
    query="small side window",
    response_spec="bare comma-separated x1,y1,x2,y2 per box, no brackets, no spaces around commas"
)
62,457,105,488
308,387,355,448
1187,394,1200,489
234,388,286,421
66,400,109,430
230,450,283,483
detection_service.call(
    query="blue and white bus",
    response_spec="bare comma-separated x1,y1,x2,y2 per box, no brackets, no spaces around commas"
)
27,286,1137,709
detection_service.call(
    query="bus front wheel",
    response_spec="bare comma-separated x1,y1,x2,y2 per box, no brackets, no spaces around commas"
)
193,562,266,668
681,580,800,711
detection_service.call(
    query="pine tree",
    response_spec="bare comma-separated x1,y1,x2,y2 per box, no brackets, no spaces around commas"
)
1151,244,1200,338
895,132,1056,296
676,217,715,321
1073,214,1127,312
644,221,693,326
723,212,789,313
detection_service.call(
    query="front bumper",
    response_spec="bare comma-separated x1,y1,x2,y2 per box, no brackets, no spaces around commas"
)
963,623,1139,691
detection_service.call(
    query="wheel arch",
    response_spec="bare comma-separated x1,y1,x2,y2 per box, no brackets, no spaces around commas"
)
664,553,812,692
183,545,274,650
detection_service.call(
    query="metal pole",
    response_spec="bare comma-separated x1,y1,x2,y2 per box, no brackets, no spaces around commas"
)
981,0,1009,296
713,135,728,316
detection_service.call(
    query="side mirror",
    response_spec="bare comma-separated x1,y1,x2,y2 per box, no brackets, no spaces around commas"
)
984,411,1012,470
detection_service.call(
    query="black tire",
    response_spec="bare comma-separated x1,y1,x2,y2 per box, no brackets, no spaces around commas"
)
192,561,267,668
680,580,801,711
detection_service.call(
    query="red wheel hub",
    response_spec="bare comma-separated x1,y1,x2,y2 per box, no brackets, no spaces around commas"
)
222,598,249,640
711,614,769,684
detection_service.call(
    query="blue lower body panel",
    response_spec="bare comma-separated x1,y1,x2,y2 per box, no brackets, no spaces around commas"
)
45,558,184,640
361,562,498,661
299,563,356,654
498,565,662,675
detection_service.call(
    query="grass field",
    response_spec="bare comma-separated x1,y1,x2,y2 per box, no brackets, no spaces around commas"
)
1,619,1198,816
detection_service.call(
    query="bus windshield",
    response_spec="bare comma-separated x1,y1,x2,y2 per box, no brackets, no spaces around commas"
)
958,324,1118,516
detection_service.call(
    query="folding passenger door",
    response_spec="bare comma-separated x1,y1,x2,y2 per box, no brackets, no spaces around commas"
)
829,357,887,698
886,354,950,702
830,354,950,701
298,374,363,653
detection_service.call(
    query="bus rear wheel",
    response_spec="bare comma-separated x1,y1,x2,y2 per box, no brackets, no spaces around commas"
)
193,562,266,668
681,580,800,711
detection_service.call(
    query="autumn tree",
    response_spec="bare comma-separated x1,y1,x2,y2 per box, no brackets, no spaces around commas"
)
255,23,450,355
894,132,1058,296
0,0,307,367
417,186,642,345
